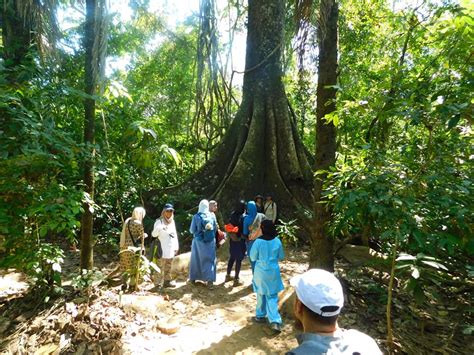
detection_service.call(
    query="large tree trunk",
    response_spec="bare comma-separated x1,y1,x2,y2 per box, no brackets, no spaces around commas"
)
310,0,338,271
147,0,313,221
80,0,99,270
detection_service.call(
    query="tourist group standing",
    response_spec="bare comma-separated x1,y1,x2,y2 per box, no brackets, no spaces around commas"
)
118,198,382,349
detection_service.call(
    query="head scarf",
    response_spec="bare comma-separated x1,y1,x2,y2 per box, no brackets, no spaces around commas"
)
260,219,278,240
243,201,257,235
161,205,174,224
120,207,146,248
198,199,209,214
246,201,257,219
235,200,246,215
132,206,146,223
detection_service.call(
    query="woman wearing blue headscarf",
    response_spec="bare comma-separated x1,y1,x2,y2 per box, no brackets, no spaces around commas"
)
189,199,218,288
242,200,267,273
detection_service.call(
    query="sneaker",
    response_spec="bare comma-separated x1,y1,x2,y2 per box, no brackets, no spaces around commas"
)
270,322,282,333
163,280,176,288
233,278,243,287
224,274,233,282
252,316,267,324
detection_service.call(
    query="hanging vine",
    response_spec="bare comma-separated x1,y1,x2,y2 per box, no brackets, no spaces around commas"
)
192,0,235,161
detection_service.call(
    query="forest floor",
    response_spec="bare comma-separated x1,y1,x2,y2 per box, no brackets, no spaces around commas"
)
0,244,472,354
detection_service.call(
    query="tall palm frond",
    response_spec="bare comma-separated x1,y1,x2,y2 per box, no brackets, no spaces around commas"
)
7,0,61,56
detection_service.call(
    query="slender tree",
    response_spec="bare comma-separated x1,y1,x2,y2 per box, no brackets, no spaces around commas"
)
80,0,107,270
310,0,338,271
148,0,313,218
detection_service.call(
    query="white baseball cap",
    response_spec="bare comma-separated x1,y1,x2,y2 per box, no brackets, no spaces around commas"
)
290,269,344,317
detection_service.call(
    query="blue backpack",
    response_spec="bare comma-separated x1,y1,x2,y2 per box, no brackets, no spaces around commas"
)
199,212,216,243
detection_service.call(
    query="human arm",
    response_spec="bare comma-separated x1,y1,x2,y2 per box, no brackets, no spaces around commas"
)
213,217,218,234
152,218,164,238
249,240,259,262
242,217,250,238
171,222,179,254
278,239,284,261
189,214,200,235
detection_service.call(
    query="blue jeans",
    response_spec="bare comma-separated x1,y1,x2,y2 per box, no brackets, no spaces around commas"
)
256,293,282,324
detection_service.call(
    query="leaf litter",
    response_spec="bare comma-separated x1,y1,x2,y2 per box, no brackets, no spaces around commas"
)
0,248,472,354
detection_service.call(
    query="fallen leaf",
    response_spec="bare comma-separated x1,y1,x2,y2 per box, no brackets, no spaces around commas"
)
35,343,59,355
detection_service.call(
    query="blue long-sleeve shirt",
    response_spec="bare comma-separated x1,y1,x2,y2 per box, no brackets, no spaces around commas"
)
250,237,284,295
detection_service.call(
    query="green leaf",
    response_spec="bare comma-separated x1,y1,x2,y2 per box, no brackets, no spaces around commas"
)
413,284,425,304
39,226,48,237
411,267,420,279
149,261,161,273
160,145,182,166
447,115,461,129
421,260,448,271
396,253,416,261
52,263,62,272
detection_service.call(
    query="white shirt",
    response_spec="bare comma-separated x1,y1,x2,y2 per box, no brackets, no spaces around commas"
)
152,218,179,259
264,201,277,222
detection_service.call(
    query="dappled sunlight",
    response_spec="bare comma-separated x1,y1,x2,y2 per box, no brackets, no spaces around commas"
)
120,258,301,354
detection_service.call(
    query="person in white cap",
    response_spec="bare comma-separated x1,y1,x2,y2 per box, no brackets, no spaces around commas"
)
152,203,179,288
287,269,382,354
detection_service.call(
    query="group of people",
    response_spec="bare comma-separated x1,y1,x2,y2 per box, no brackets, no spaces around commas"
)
119,200,382,353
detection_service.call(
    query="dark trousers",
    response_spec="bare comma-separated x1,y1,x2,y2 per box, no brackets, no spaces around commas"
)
227,258,242,279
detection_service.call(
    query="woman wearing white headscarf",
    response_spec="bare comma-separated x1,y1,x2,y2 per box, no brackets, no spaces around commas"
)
152,203,179,287
120,207,147,273
189,199,218,287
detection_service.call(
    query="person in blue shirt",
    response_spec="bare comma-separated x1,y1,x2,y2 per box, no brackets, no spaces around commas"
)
249,219,284,333
189,199,218,288
243,200,267,273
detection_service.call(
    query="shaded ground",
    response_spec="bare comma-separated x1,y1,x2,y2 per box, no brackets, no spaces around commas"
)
0,245,472,354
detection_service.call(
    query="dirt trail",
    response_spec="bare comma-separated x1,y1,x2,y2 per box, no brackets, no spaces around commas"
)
0,269,28,301
2,246,470,354
119,250,307,354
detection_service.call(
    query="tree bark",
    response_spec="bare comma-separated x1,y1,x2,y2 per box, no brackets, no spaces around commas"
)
80,0,98,270
147,0,313,221
310,0,338,271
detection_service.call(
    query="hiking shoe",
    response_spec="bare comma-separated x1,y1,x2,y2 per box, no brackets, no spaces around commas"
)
163,280,176,288
225,274,233,282
252,316,267,324
270,322,282,333
233,278,243,287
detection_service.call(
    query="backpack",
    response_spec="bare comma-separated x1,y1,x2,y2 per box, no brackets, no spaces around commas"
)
248,213,266,241
199,212,216,243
